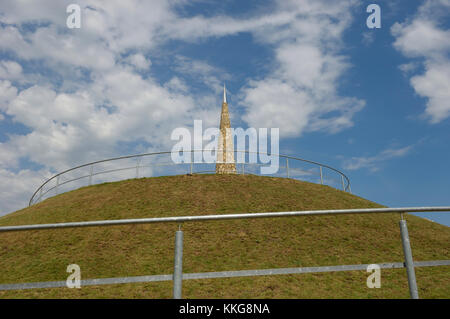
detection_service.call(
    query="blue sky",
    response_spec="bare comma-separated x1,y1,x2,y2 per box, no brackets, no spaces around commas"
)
0,0,449,225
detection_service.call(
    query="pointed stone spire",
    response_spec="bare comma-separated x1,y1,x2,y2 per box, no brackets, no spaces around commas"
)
216,84,236,174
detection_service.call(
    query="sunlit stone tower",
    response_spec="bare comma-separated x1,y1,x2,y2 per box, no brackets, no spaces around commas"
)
216,85,237,174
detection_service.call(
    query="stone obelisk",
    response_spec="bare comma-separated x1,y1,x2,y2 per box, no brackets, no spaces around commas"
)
216,85,237,174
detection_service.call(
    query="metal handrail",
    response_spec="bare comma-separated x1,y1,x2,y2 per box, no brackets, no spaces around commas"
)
1,206,449,232
29,150,352,206
0,206,449,299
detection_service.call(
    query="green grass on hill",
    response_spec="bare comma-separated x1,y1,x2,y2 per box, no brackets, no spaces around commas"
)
0,174,448,298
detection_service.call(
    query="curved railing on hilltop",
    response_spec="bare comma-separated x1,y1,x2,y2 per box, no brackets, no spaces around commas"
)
29,150,351,206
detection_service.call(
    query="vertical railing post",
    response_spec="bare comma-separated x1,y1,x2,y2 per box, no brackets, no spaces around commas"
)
320,166,323,185
286,158,289,178
56,176,60,195
190,151,193,175
89,164,93,186
173,227,184,299
136,157,141,178
341,175,345,191
399,216,419,299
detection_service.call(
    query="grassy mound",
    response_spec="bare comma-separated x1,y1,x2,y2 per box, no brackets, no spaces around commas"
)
0,174,448,298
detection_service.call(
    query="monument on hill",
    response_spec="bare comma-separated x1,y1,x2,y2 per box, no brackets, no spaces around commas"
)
216,85,237,174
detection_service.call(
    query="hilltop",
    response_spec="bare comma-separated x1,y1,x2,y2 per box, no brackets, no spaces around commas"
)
0,174,448,298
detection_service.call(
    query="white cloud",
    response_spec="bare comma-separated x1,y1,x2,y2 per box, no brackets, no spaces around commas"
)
0,60,23,80
124,53,151,70
0,80,18,112
164,77,188,93
0,0,364,215
0,0,68,25
0,168,52,214
343,145,413,172
392,0,450,123
0,24,116,71
399,62,419,74
240,0,365,137
172,55,229,93
392,19,450,59
2,68,200,171
411,61,450,122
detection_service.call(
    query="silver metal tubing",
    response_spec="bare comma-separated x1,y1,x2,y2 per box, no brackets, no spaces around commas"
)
399,219,419,299
56,175,60,195
1,207,449,233
136,157,141,178
1,260,448,292
88,165,93,186
320,166,323,185
286,158,289,178
29,150,353,206
173,230,183,299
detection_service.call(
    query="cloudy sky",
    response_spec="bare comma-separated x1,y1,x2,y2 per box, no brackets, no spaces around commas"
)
0,0,449,225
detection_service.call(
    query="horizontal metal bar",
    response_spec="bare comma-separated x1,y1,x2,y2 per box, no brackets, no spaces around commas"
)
1,260,448,291
413,260,450,267
0,274,173,291
184,260,450,280
184,263,401,280
1,207,449,233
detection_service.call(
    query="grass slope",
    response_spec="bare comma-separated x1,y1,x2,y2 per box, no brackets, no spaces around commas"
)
0,174,448,298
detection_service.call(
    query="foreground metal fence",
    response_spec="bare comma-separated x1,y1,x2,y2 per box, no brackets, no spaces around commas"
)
29,150,352,206
0,207,449,299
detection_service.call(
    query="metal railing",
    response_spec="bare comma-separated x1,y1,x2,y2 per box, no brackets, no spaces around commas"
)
29,150,351,206
1,206,449,299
